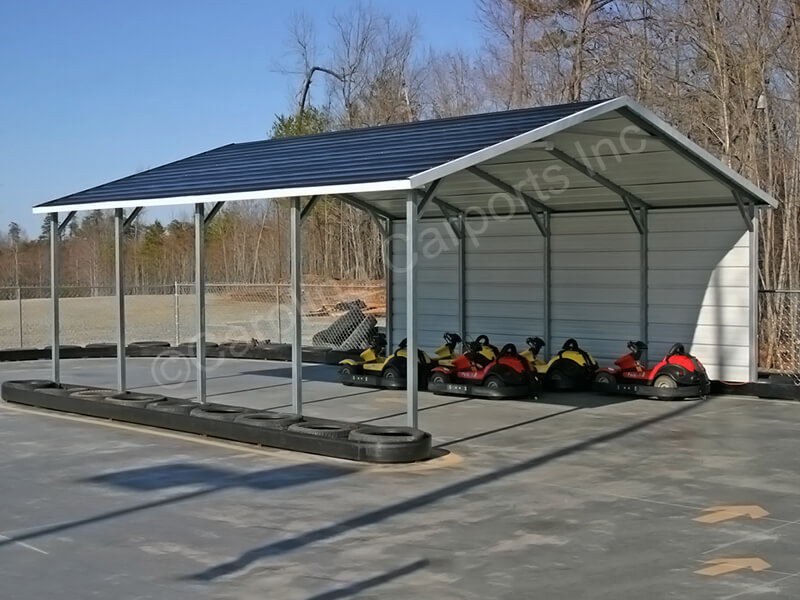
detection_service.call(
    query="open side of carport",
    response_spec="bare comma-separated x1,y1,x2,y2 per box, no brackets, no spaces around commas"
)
33,96,777,429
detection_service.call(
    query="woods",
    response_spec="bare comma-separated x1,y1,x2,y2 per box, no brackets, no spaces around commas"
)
1,0,798,367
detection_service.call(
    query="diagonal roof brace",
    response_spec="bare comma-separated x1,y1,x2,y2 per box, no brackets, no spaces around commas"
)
300,195,319,221
546,146,651,233
123,207,144,230
416,180,442,215
335,193,392,237
56,211,77,235
732,189,755,232
467,166,550,237
204,201,225,225
432,197,465,239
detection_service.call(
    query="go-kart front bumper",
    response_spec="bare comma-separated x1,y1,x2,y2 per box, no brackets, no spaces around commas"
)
428,380,538,400
594,379,710,399
339,371,428,391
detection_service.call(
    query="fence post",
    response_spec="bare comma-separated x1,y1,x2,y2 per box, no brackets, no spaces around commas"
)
17,286,23,347
174,281,180,346
276,283,282,344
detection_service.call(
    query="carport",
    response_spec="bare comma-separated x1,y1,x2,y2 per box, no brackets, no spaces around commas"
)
33,96,777,429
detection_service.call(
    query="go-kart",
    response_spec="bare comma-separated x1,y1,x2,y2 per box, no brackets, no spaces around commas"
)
428,340,539,399
521,337,598,390
593,341,710,399
433,332,464,367
339,337,432,390
339,332,386,371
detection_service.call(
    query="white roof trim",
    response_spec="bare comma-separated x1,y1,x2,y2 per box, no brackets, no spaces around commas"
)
408,97,628,188
32,179,412,214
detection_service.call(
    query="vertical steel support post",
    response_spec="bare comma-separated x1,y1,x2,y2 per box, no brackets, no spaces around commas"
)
17,287,23,347
457,213,466,342
749,208,760,382
383,217,393,355
115,208,127,392
405,190,419,428
542,212,552,359
50,213,60,383
174,281,180,346
194,204,207,404
291,197,303,414
639,208,649,348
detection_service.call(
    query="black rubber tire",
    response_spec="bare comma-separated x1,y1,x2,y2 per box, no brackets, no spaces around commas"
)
129,341,171,348
145,398,198,414
105,392,167,407
84,343,117,358
70,389,116,399
484,375,503,389
654,375,678,389
4,379,58,391
287,421,353,439
349,426,425,443
190,403,254,421
234,411,302,429
340,365,357,376
429,372,449,385
383,365,402,380
39,386,90,396
594,372,615,386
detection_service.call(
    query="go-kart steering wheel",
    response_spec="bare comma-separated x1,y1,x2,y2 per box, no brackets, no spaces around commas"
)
526,336,545,349
500,343,518,355
467,340,482,353
627,340,647,353
667,343,685,356
444,332,462,345
475,335,489,346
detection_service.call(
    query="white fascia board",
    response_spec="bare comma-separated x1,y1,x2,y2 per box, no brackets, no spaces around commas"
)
619,99,779,208
408,97,629,188
32,179,412,214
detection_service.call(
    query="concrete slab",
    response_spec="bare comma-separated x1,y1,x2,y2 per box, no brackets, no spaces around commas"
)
2,358,800,598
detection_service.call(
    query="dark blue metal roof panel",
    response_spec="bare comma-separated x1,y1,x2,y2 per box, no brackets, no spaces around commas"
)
35,99,609,209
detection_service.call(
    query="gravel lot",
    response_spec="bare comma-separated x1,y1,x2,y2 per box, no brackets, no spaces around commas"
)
0,294,380,349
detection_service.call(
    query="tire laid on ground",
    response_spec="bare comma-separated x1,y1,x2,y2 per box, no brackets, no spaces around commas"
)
70,389,116,399
129,341,171,348
349,425,425,443
234,411,302,429
84,343,117,358
39,386,90,396
177,342,219,357
287,420,353,439
653,375,678,389
105,391,167,407
145,398,198,414
190,403,254,421
4,379,58,391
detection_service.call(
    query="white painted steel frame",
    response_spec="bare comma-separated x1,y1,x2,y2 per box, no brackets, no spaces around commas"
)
406,190,420,428
195,203,207,404
115,208,126,392
49,213,60,383
291,197,303,414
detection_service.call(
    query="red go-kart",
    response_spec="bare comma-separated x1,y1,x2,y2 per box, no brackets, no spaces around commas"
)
428,340,539,399
594,341,710,399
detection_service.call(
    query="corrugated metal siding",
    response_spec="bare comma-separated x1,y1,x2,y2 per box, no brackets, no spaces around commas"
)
550,212,640,364
390,206,752,381
38,100,606,209
648,207,750,381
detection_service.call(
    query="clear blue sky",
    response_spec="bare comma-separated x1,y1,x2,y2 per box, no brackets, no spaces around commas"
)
0,0,481,236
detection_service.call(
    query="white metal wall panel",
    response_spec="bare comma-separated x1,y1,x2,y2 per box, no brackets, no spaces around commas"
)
648,207,751,381
389,206,753,381
550,212,641,364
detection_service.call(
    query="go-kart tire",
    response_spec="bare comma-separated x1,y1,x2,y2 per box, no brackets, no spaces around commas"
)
430,372,450,385
105,392,167,407
484,375,503,389
339,364,357,386
234,411,302,429
653,375,677,389
190,404,254,421
287,421,352,439
70,389,116,399
350,426,425,443
382,365,402,380
594,372,615,386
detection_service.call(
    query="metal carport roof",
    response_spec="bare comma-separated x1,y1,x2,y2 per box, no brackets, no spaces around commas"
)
33,96,777,216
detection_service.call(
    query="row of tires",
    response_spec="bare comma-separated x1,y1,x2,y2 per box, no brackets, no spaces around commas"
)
1,380,431,463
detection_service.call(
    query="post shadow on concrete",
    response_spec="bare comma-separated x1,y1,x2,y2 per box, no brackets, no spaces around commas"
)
0,463,354,550
306,558,430,600
188,397,709,581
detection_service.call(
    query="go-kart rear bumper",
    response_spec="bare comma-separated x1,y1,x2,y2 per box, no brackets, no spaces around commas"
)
428,380,538,400
594,380,710,399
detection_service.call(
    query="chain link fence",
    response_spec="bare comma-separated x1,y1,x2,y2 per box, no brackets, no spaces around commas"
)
0,283,385,352
759,290,800,383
